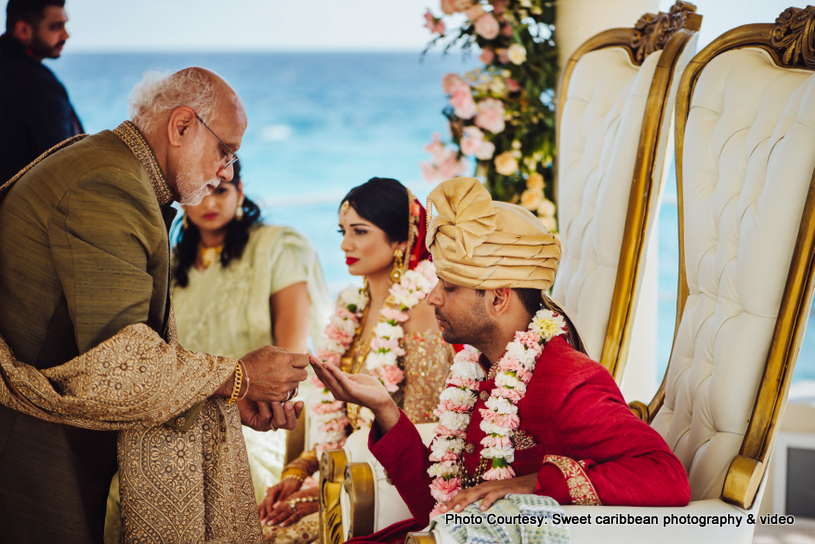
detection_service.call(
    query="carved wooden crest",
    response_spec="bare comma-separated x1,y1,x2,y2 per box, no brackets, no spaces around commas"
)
630,1,698,65
771,5,815,69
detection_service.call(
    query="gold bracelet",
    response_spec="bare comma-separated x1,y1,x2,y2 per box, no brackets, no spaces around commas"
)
281,466,309,481
281,474,304,483
228,361,243,404
288,496,318,510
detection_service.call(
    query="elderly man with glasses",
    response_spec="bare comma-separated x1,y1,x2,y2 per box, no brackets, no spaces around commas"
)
0,67,307,544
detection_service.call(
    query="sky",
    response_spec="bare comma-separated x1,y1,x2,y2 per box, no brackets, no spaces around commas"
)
1,0,796,53
16,0,440,52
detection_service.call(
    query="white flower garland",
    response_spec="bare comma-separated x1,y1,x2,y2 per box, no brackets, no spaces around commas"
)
426,309,567,517
311,260,437,454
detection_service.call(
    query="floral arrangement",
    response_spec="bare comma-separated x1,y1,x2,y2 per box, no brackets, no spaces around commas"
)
421,0,559,232
426,308,567,517
311,261,437,454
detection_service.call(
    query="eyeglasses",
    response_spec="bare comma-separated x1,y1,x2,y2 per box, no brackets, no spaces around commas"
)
194,113,239,169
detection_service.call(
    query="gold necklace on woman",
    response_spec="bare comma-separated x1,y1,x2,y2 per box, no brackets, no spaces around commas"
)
197,243,223,270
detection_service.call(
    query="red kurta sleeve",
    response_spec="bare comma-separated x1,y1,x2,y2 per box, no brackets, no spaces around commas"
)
369,410,436,526
534,354,690,506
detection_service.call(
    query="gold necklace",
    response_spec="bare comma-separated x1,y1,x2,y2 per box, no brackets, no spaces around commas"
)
197,243,223,269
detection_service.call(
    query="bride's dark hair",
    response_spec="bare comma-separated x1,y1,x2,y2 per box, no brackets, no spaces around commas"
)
171,160,261,288
340,177,409,244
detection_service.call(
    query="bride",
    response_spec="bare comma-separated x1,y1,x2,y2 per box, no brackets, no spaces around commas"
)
258,177,455,543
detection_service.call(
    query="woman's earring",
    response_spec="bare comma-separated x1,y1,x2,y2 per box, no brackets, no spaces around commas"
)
235,198,244,221
390,248,404,284
182,213,188,229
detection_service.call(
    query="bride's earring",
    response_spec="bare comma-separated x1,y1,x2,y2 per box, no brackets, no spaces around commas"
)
390,248,404,283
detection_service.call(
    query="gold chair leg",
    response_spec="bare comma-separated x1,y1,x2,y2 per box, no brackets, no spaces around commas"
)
319,450,348,544
406,531,438,544
343,462,375,539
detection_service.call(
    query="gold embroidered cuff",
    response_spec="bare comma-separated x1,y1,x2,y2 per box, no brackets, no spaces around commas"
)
542,454,602,506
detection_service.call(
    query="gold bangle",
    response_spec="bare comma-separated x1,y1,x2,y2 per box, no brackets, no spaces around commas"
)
281,474,304,483
281,467,309,481
228,361,243,404
288,496,318,511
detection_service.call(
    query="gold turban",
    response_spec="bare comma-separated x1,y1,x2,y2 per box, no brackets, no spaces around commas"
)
425,177,560,290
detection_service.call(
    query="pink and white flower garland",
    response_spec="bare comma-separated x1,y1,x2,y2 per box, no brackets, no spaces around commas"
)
311,260,437,454
427,309,567,517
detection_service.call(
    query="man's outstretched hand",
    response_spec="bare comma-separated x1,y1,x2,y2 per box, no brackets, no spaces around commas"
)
309,355,401,433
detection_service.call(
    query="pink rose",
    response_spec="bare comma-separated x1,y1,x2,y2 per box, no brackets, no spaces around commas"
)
447,375,480,390
501,23,513,37
433,424,467,438
479,47,495,65
382,307,409,322
492,387,523,402
430,476,461,502
424,133,446,161
460,126,485,156
474,13,500,40
475,98,506,134
440,0,457,15
455,349,480,363
311,400,345,414
449,87,477,119
325,325,353,344
491,0,508,14
505,77,521,92
497,48,510,64
442,73,469,95
483,466,515,480
464,4,485,21
481,435,512,448
424,9,446,35
321,415,350,433
336,306,359,321
429,504,445,520
375,365,405,392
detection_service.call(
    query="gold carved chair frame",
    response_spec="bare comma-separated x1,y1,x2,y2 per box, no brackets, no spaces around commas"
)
555,1,702,383
627,5,815,510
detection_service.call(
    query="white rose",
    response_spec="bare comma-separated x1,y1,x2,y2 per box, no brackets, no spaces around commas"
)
480,420,512,436
324,339,345,354
450,360,484,381
439,410,471,431
365,351,389,370
506,342,526,362
440,387,477,406
399,293,420,308
485,395,518,415
374,322,403,340
494,372,523,390
428,463,458,478
507,44,527,65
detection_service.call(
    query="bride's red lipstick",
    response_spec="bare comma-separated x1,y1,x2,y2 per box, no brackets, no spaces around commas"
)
345,257,359,265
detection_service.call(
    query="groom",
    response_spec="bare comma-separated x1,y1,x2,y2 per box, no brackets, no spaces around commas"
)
310,177,690,543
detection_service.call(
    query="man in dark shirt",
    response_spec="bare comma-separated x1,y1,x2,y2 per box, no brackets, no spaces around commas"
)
0,0,82,182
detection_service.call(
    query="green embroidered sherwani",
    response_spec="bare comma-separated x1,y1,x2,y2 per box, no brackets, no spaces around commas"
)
0,123,262,543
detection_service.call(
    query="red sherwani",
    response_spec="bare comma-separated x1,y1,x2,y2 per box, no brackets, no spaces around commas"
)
347,336,690,543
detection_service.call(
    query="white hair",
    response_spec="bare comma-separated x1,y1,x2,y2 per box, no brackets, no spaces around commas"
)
128,69,220,134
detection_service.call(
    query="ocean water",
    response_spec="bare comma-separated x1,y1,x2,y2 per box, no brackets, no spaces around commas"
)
47,51,814,385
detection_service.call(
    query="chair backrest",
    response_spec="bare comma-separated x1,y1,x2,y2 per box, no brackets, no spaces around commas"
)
643,5,815,509
553,1,702,382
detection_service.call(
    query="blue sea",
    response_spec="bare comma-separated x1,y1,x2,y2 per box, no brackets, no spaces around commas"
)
48,51,815,386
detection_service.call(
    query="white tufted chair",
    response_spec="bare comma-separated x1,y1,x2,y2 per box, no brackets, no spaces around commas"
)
552,1,702,396
409,5,815,544
324,4,706,544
